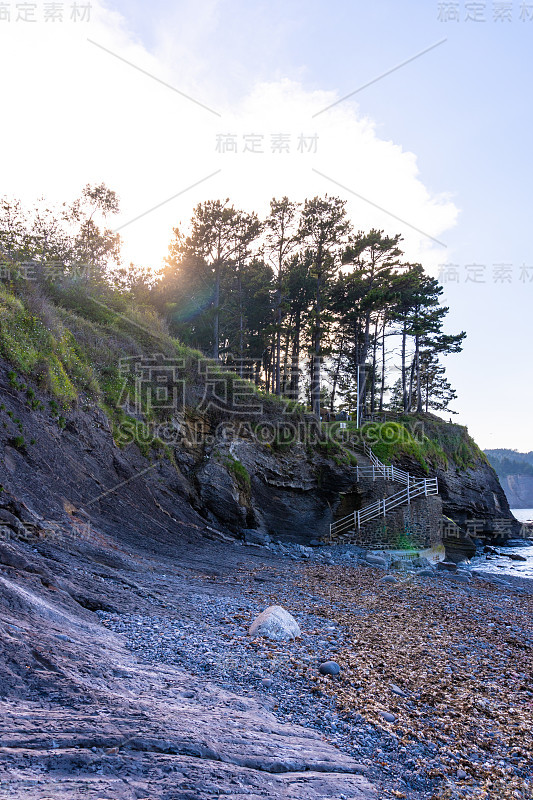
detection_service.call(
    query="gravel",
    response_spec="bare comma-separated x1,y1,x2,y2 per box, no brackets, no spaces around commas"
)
96,541,533,799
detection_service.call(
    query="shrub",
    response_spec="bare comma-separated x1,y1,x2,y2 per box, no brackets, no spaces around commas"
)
224,454,251,495
8,370,20,389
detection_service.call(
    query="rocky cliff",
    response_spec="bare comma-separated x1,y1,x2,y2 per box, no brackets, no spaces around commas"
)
352,416,520,544
0,280,518,547
0,356,519,549
484,449,533,509
501,474,533,508
0,357,354,548
398,455,518,542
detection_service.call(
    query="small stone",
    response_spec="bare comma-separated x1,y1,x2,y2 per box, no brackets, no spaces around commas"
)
380,575,398,584
389,683,408,698
437,561,458,573
366,555,387,567
319,660,341,676
418,569,435,577
457,769,468,780
380,711,397,723
452,573,472,584
262,677,273,688
243,529,271,546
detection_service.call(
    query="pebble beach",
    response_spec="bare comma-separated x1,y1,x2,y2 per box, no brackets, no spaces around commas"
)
98,541,533,800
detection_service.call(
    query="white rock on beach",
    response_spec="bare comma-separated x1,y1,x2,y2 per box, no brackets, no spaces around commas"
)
248,605,301,641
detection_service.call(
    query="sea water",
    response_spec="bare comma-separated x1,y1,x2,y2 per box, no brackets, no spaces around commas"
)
470,545,533,579
468,509,533,579
511,508,533,523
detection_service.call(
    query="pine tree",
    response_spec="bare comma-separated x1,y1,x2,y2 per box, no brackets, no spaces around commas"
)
298,196,350,418
264,197,300,396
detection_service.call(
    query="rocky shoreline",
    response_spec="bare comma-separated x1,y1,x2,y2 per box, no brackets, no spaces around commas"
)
67,536,533,798
1,506,532,800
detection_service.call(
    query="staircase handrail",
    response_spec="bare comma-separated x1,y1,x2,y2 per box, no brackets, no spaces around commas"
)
329,439,439,540
330,478,438,539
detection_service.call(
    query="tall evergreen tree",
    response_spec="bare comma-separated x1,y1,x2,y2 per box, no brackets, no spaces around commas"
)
298,196,350,417
183,200,241,360
264,197,300,396
282,251,316,401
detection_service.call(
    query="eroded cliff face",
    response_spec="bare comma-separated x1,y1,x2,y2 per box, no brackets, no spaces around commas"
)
499,474,533,509
0,367,203,553
436,461,515,533
194,437,362,543
392,452,519,543
0,360,356,546
0,360,518,548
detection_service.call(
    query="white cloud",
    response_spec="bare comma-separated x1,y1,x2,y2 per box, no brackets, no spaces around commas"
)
0,1,458,271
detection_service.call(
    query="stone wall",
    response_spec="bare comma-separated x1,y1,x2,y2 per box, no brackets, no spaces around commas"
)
331,495,443,550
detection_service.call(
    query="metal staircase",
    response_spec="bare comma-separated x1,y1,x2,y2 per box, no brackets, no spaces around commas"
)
329,441,438,541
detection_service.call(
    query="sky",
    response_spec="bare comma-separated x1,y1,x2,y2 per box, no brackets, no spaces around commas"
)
0,0,532,450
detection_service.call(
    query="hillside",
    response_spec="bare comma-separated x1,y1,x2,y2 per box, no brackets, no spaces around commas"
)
0,276,357,546
485,449,533,508
0,276,517,547
0,276,531,800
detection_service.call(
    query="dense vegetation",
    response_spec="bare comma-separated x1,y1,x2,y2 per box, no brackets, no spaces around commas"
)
0,186,466,422
485,449,533,479
159,198,466,418
341,416,486,474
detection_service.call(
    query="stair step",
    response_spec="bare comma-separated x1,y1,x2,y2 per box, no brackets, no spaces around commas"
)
331,440,438,542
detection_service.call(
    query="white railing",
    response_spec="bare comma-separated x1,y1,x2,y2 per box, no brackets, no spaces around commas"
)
354,463,410,485
360,411,402,424
353,441,410,485
329,441,438,540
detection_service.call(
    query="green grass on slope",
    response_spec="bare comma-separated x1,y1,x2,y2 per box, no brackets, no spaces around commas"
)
361,421,447,474
0,283,96,401
0,280,293,447
358,418,487,473
2,281,482,473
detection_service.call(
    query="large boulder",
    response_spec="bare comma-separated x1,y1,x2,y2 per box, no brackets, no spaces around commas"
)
365,553,388,568
442,516,477,562
196,461,248,530
243,529,271,546
248,605,301,641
